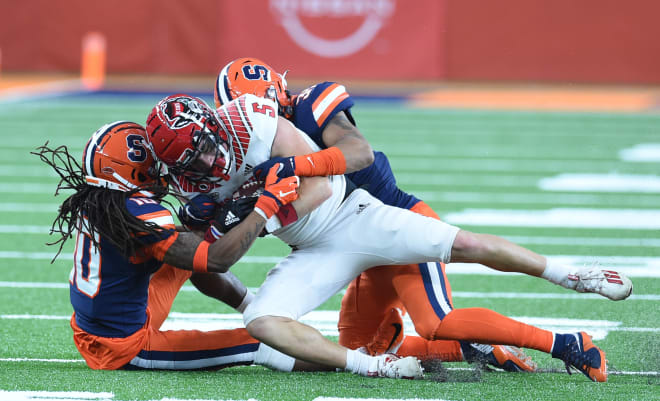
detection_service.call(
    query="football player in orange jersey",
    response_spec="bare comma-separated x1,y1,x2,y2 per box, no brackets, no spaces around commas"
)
34,120,303,371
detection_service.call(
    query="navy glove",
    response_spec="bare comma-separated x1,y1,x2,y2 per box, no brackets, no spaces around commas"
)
177,194,217,230
205,196,259,241
253,156,296,181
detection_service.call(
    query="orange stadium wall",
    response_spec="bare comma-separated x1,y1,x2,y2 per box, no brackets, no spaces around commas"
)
1,0,659,83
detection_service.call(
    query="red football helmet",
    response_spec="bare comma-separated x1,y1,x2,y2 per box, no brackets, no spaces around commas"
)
83,121,161,193
146,94,233,182
214,57,293,118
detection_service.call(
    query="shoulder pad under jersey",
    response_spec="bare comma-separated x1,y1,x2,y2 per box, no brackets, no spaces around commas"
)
292,82,354,147
220,93,278,170
125,197,176,244
229,94,279,146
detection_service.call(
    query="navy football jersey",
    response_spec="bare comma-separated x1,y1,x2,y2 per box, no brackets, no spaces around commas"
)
69,197,177,338
292,82,420,210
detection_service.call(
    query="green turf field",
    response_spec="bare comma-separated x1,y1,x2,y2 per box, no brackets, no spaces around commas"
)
0,92,658,401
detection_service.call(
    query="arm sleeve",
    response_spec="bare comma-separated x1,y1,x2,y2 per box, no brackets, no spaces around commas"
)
292,82,355,148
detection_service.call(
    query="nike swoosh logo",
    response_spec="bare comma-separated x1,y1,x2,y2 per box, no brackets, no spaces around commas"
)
306,156,315,167
386,323,402,351
278,189,296,198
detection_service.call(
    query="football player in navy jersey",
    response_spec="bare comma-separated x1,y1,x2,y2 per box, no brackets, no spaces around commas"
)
34,121,302,371
200,58,634,382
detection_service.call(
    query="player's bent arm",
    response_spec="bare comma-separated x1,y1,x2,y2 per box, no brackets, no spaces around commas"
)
272,117,365,176
162,212,267,273
287,176,332,218
321,112,374,172
271,119,333,218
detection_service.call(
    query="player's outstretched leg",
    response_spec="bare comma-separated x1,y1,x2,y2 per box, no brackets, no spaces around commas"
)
551,332,607,382
364,309,537,372
552,266,633,301
460,342,537,372
451,231,633,301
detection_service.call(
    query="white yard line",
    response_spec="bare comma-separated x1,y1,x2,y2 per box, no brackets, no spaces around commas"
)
3,223,660,249
444,208,660,229
539,173,660,193
619,143,660,162
3,313,658,343
3,253,660,278
1,281,658,301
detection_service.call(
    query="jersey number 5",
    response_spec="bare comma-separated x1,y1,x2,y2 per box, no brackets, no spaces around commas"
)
252,102,276,118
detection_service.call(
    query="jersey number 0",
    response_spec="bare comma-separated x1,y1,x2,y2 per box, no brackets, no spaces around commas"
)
69,224,102,298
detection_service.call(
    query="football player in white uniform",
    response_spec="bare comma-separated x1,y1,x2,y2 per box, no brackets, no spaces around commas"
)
214,58,540,373
145,93,632,382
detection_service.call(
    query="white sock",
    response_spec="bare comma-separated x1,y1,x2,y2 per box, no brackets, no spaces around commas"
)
541,260,573,286
235,290,255,313
253,343,295,372
345,348,373,376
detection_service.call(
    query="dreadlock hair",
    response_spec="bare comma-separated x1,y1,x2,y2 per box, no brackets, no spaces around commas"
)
31,142,172,262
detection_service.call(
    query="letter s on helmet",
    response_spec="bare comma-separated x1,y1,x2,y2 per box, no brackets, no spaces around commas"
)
145,94,233,182
83,121,162,193
214,57,293,118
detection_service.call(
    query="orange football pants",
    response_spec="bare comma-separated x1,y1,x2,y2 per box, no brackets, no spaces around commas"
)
337,201,553,361
72,264,260,370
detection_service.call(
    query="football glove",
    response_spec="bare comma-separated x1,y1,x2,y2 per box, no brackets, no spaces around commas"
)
177,194,217,230
205,196,259,242
253,156,296,181
254,163,299,220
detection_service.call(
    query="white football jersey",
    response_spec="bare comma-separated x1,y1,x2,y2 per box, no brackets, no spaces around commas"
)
172,93,346,247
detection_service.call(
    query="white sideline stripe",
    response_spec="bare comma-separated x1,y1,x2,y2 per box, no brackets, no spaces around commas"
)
619,143,660,162
2,281,659,301
0,390,113,401
539,173,660,193
444,208,660,229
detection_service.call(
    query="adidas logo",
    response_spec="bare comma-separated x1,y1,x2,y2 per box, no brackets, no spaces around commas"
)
224,211,240,226
356,203,370,214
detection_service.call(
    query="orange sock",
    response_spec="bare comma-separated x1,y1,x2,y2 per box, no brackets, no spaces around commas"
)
294,147,346,176
397,336,464,362
432,308,554,353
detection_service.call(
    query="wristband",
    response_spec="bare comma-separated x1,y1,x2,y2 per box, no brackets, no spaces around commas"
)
192,241,209,273
265,214,283,233
204,223,224,243
275,203,298,227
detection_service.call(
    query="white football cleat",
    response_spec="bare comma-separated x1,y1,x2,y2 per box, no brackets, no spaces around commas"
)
367,353,423,379
563,267,633,301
